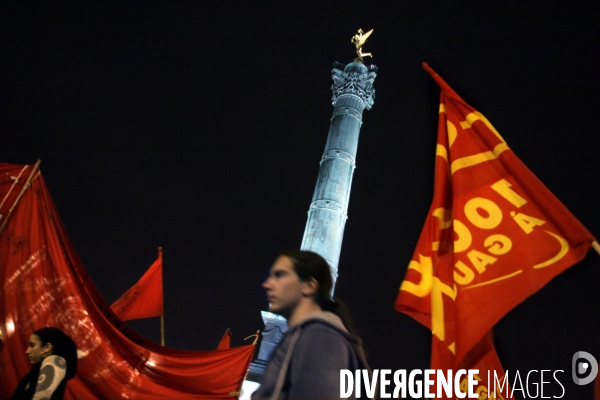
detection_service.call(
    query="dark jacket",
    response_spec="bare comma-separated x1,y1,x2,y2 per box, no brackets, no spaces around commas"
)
252,311,372,400
11,356,68,400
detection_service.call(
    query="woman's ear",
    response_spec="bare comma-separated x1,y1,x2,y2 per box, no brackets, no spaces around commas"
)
43,342,53,356
302,277,318,296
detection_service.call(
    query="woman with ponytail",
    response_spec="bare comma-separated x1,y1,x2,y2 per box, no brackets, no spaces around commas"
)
252,249,372,400
11,327,78,400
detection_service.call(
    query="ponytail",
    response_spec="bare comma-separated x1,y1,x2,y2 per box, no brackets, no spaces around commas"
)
321,296,356,336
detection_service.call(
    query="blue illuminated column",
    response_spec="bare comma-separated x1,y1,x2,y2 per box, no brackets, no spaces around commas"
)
300,60,377,290
244,60,376,388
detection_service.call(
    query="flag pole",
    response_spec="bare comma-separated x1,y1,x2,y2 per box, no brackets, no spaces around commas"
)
233,331,261,399
0,159,41,235
244,330,261,345
160,314,165,346
159,246,165,346
592,241,600,256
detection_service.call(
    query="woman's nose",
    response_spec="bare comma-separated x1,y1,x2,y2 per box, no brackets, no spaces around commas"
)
262,277,272,289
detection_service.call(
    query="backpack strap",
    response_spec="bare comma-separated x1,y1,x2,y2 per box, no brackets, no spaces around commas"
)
268,326,303,400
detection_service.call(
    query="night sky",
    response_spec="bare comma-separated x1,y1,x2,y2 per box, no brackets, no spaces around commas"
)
2,2,599,398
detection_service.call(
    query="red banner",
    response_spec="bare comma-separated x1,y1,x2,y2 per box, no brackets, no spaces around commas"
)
395,64,595,398
0,162,255,399
111,249,163,321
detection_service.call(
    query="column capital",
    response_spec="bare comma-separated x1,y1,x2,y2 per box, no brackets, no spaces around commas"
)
331,61,377,110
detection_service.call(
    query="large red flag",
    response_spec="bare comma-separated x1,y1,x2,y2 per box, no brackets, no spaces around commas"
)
0,162,255,399
395,64,596,398
111,248,164,321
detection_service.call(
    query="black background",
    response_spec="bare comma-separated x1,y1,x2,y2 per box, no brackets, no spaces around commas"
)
2,2,599,398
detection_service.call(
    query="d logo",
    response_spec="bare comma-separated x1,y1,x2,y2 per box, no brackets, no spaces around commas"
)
572,351,598,385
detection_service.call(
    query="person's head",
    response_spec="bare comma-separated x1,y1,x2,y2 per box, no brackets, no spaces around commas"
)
27,327,78,379
280,249,334,307
262,250,334,324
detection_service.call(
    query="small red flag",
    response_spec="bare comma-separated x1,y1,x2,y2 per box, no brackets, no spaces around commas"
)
395,64,595,397
217,328,232,350
111,248,164,321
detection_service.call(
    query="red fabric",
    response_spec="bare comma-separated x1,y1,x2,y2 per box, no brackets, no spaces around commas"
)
111,249,163,321
430,331,513,399
395,64,595,397
217,329,231,350
0,163,255,399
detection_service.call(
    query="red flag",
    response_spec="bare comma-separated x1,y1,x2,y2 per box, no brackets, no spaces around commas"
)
395,64,595,398
0,163,255,399
217,328,232,350
111,248,164,321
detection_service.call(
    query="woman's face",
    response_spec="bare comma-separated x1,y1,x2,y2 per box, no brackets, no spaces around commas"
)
26,334,50,364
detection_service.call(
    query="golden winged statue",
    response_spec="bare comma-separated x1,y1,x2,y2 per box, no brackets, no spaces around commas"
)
351,28,373,60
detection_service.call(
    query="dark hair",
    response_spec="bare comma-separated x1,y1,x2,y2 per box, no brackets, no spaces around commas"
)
279,249,355,334
33,327,78,380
